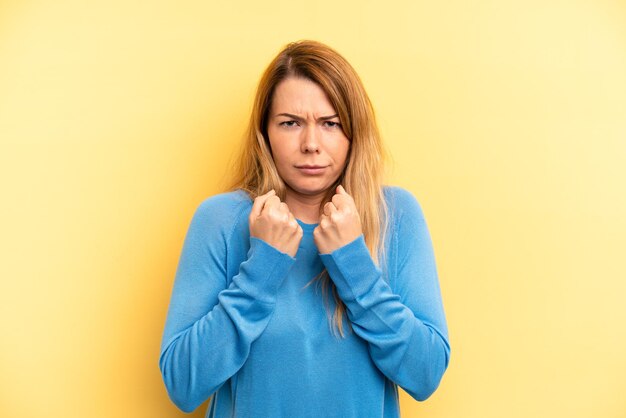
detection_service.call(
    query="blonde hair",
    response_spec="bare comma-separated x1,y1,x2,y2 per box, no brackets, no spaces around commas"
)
228,40,388,337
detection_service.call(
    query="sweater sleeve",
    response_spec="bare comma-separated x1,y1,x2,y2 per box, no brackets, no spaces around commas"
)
319,188,450,401
158,195,296,413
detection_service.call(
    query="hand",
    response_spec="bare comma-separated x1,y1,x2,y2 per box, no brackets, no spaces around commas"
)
249,190,303,258
313,185,363,254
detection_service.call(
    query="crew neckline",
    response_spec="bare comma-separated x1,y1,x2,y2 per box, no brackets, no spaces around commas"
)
297,218,319,232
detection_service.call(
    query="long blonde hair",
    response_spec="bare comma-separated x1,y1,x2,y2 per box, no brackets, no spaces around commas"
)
228,40,388,337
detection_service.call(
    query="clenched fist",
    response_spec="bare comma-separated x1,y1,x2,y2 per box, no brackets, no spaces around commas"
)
313,185,363,254
249,190,303,258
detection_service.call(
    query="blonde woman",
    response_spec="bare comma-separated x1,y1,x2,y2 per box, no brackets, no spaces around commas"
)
159,40,450,417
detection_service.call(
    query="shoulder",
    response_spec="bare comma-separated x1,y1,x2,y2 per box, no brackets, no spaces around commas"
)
381,186,436,267
196,189,252,214
382,185,426,222
188,189,253,236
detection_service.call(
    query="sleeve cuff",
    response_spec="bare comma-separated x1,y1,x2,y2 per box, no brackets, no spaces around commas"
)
232,237,296,303
319,235,382,302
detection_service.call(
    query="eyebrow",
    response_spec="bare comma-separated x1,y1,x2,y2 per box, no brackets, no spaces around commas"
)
275,112,339,121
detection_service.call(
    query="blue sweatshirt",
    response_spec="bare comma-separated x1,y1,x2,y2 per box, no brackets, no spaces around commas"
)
159,186,450,417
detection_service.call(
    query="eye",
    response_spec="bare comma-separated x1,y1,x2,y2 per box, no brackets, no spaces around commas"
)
324,121,342,128
279,120,299,128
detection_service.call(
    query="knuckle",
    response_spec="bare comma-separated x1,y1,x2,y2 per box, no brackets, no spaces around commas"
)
267,213,279,224
271,212,285,223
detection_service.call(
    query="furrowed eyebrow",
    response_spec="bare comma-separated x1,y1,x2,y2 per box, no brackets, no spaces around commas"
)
275,113,339,121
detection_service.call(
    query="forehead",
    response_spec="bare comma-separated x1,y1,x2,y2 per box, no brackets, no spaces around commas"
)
270,77,336,115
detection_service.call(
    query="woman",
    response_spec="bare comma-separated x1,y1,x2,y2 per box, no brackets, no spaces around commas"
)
159,40,450,418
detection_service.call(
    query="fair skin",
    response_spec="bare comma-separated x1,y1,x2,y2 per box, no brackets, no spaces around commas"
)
248,76,362,256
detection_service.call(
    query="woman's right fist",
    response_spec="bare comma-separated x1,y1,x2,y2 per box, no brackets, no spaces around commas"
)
249,190,303,258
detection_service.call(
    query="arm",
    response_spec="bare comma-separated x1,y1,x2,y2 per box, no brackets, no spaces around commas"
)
158,195,296,412
319,188,450,401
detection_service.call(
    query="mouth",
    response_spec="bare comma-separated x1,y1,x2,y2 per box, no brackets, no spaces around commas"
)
295,165,328,175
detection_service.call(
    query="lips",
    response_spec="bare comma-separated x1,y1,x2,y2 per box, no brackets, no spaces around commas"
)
296,165,328,175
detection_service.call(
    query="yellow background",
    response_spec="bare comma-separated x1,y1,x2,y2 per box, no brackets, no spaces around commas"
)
1,0,625,417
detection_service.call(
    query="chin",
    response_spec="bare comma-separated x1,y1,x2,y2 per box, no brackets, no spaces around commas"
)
287,182,333,197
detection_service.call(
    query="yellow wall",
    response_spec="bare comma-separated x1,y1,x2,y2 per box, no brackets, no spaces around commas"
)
1,1,625,417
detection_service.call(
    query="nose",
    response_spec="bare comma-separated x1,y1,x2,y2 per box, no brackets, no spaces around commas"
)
301,125,320,153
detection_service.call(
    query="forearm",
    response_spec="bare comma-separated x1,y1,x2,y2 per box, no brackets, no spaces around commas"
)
159,237,295,412
159,284,276,412
320,235,450,401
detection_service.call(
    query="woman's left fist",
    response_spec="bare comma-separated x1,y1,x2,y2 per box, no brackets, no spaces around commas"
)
313,185,363,254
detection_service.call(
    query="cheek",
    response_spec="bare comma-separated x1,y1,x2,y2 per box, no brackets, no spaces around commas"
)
267,135,291,167
333,141,351,167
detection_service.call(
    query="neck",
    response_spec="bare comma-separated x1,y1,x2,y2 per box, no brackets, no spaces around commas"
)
284,189,324,224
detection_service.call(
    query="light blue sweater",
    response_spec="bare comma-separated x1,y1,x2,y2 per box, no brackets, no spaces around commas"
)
159,186,450,417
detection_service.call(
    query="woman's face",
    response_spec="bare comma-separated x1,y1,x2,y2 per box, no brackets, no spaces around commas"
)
267,77,350,203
